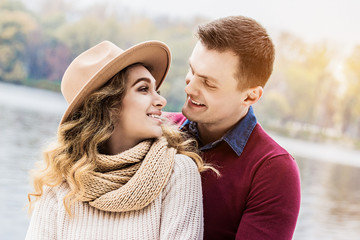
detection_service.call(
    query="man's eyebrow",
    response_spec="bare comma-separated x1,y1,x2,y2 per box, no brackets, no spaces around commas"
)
189,62,209,80
189,62,218,84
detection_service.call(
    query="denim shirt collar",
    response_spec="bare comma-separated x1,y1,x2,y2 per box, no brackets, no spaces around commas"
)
180,106,257,156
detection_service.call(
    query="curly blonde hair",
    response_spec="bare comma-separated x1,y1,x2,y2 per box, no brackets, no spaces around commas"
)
28,63,217,215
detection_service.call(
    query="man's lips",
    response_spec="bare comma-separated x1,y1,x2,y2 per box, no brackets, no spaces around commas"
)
188,97,206,107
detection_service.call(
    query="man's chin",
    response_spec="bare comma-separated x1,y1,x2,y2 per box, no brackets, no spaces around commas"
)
181,106,189,118
182,106,196,121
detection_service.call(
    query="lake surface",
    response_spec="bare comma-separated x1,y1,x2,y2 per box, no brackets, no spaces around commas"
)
1,82,360,240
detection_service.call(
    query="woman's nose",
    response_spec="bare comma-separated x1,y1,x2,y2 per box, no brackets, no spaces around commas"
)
154,92,167,108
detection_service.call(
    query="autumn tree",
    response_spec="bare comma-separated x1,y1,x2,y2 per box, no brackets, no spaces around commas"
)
257,32,340,132
342,45,360,137
0,0,37,83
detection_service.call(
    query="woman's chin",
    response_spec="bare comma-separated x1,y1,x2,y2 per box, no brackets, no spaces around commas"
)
139,130,163,142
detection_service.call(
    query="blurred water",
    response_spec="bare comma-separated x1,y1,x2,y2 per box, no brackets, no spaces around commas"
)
0,82,66,240
1,82,360,240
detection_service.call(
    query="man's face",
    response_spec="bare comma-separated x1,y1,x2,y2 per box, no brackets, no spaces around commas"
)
182,41,250,134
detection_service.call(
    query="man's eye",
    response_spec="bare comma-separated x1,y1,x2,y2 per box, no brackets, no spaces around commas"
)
204,80,216,89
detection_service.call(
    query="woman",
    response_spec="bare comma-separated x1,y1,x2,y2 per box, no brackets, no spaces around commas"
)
26,40,211,239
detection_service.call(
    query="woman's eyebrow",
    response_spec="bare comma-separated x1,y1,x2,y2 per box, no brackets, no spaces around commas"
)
131,77,153,87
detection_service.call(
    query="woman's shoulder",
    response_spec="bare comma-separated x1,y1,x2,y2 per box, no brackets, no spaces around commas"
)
41,181,70,201
161,154,202,203
169,154,201,184
173,154,199,172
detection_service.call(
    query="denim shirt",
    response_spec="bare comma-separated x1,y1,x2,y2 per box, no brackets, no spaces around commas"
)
180,106,257,156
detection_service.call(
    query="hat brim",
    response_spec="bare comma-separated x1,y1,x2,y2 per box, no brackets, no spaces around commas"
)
60,41,171,125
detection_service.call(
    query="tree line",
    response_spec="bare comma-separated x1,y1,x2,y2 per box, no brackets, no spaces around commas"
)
1,0,360,147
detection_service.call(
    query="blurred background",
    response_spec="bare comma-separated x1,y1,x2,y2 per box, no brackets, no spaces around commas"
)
0,0,360,239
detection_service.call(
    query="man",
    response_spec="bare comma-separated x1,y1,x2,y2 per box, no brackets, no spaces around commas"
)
170,16,301,239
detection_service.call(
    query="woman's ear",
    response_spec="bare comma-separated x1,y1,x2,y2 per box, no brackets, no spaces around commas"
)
244,86,263,105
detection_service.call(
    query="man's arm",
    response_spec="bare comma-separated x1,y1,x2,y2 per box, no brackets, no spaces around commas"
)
236,154,301,240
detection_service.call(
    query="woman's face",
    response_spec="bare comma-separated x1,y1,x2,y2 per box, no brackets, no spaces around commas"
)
111,65,167,150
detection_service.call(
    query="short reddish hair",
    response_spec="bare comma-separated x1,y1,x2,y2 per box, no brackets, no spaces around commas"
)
197,16,275,88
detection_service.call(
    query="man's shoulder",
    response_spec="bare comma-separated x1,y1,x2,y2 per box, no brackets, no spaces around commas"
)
251,124,289,153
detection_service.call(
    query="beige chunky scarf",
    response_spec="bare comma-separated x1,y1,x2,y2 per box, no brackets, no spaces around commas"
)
79,137,175,212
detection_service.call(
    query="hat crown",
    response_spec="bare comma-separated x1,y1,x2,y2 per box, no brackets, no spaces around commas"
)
61,41,123,104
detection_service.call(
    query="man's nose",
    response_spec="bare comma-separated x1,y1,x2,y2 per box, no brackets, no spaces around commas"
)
185,73,197,95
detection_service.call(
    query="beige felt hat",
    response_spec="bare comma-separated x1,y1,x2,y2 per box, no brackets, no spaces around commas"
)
60,40,171,124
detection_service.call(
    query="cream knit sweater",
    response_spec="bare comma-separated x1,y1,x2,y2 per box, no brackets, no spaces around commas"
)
25,154,203,240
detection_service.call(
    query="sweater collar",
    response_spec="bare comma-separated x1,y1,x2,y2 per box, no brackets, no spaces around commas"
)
180,106,257,156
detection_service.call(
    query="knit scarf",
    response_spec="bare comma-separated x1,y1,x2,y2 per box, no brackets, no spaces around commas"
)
78,137,175,212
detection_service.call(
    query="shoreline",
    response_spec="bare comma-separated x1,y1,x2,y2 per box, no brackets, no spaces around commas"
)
271,133,360,168
2,81,360,168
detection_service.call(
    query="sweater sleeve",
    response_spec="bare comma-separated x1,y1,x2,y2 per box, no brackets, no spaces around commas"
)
25,186,59,240
236,154,301,240
160,154,204,240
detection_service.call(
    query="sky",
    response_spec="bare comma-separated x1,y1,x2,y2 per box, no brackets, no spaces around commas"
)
70,0,360,55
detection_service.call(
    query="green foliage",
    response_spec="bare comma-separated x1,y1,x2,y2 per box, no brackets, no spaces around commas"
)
257,33,360,145
0,3,37,82
0,0,26,11
56,17,124,58
256,90,291,121
0,0,200,110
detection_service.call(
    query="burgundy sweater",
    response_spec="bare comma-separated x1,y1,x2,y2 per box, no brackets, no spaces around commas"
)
170,113,301,240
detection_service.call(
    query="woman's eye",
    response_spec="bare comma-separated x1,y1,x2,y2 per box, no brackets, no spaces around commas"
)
138,86,149,92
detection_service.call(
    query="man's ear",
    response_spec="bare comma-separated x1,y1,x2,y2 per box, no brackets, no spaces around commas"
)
244,86,263,105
